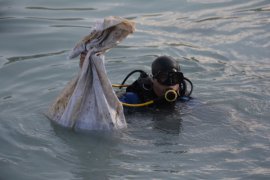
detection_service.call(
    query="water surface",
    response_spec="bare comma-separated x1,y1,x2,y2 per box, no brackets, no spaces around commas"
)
0,0,270,179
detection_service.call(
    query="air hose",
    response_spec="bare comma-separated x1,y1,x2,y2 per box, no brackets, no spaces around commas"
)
112,83,154,107
112,84,178,107
119,70,148,89
121,100,154,107
112,84,129,88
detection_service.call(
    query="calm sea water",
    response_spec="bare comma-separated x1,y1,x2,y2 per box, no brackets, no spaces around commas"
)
1,0,270,179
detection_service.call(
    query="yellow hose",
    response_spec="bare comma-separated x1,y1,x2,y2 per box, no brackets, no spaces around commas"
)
112,84,129,88
112,84,179,107
121,100,154,107
112,84,154,107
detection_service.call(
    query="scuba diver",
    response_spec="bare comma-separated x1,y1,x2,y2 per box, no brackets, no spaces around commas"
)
115,56,193,109
80,53,193,109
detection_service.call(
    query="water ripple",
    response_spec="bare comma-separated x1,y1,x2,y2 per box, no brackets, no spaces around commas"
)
235,6,270,13
1,0,270,179
26,16,84,21
0,17,15,20
26,6,97,11
50,25,91,29
6,50,68,65
195,16,238,23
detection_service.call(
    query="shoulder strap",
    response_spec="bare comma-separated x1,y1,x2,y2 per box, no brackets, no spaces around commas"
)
126,77,156,102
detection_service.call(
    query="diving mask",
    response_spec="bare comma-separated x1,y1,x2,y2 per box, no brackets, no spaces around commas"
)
154,71,183,86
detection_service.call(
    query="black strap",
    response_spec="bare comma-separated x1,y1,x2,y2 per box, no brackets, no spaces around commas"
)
120,70,148,89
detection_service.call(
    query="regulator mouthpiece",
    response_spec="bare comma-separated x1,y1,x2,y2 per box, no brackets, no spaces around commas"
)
164,89,178,102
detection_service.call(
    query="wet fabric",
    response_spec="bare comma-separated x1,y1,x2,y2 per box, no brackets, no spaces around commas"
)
48,16,135,130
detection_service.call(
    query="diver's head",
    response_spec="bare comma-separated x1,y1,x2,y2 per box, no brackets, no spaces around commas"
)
151,56,183,86
151,56,183,98
152,56,180,75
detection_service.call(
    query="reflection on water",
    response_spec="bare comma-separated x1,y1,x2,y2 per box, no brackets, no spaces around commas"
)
6,50,68,64
25,6,97,11
0,0,270,179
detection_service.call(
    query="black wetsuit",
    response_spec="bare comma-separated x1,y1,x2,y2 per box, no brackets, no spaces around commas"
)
124,76,185,108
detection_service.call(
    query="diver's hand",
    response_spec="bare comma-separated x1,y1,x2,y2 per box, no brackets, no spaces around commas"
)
79,50,103,68
80,51,87,68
